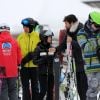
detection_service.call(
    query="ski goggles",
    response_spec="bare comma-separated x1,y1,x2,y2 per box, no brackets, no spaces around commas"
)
21,19,29,26
0,26,10,30
94,23,100,28
89,19,100,28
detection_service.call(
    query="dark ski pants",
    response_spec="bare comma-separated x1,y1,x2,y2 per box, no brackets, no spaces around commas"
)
76,71,88,100
0,77,18,100
39,75,47,100
20,67,39,100
39,74,54,100
46,74,54,100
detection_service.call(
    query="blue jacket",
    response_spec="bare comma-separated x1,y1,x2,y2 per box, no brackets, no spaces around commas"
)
77,27,100,73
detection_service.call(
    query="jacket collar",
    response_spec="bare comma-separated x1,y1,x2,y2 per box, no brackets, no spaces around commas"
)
70,21,79,33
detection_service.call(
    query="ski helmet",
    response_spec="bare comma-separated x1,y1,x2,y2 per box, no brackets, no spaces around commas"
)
21,18,35,33
21,18,35,26
89,11,100,26
0,23,10,32
40,30,54,42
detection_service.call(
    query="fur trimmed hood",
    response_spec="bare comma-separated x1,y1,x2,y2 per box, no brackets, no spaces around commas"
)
68,21,83,41
70,21,79,32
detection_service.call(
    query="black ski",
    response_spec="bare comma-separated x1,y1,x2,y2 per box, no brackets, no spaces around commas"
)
53,56,60,100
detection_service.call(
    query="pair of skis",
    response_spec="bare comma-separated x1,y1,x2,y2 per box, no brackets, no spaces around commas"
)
64,53,79,100
53,43,80,100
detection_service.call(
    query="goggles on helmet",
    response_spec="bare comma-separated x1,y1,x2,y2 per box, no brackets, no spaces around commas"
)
89,19,100,28
0,24,10,32
94,23,100,28
21,19,30,26
0,26,10,30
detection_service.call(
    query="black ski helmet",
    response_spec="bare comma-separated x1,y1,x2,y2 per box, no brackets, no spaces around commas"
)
21,18,35,33
39,30,54,43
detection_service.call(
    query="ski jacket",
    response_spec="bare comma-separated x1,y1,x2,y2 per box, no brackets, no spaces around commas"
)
77,25,100,73
56,22,84,72
32,42,54,75
67,22,83,41
35,25,43,34
17,31,40,68
56,37,84,72
21,42,54,75
0,31,22,78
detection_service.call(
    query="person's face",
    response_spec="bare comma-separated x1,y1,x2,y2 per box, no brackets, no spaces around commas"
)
47,36,52,44
64,21,71,30
23,26,30,33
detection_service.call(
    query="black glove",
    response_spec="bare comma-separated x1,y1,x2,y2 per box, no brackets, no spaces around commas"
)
21,52,33,67
21,59,26,67
0,66,6,76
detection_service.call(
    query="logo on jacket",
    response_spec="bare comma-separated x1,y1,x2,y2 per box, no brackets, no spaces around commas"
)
2,42,12,55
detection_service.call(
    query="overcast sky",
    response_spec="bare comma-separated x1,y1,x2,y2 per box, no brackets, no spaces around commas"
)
0,0,99,36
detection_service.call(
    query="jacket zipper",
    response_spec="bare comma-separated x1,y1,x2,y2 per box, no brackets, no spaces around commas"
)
28,35,30,67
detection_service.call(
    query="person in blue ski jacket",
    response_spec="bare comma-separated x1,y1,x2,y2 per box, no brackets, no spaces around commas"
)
77,11,100,100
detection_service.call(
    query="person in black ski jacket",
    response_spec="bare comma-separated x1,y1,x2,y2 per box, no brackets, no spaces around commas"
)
54,36,88,100
62,14,88,100
21,30,54,100
50,14,88,100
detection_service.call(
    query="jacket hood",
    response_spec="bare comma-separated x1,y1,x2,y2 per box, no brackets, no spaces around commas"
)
0,31,12,42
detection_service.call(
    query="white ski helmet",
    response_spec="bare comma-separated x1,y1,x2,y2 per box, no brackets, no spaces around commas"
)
0,23,10,32
39,30,54,44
